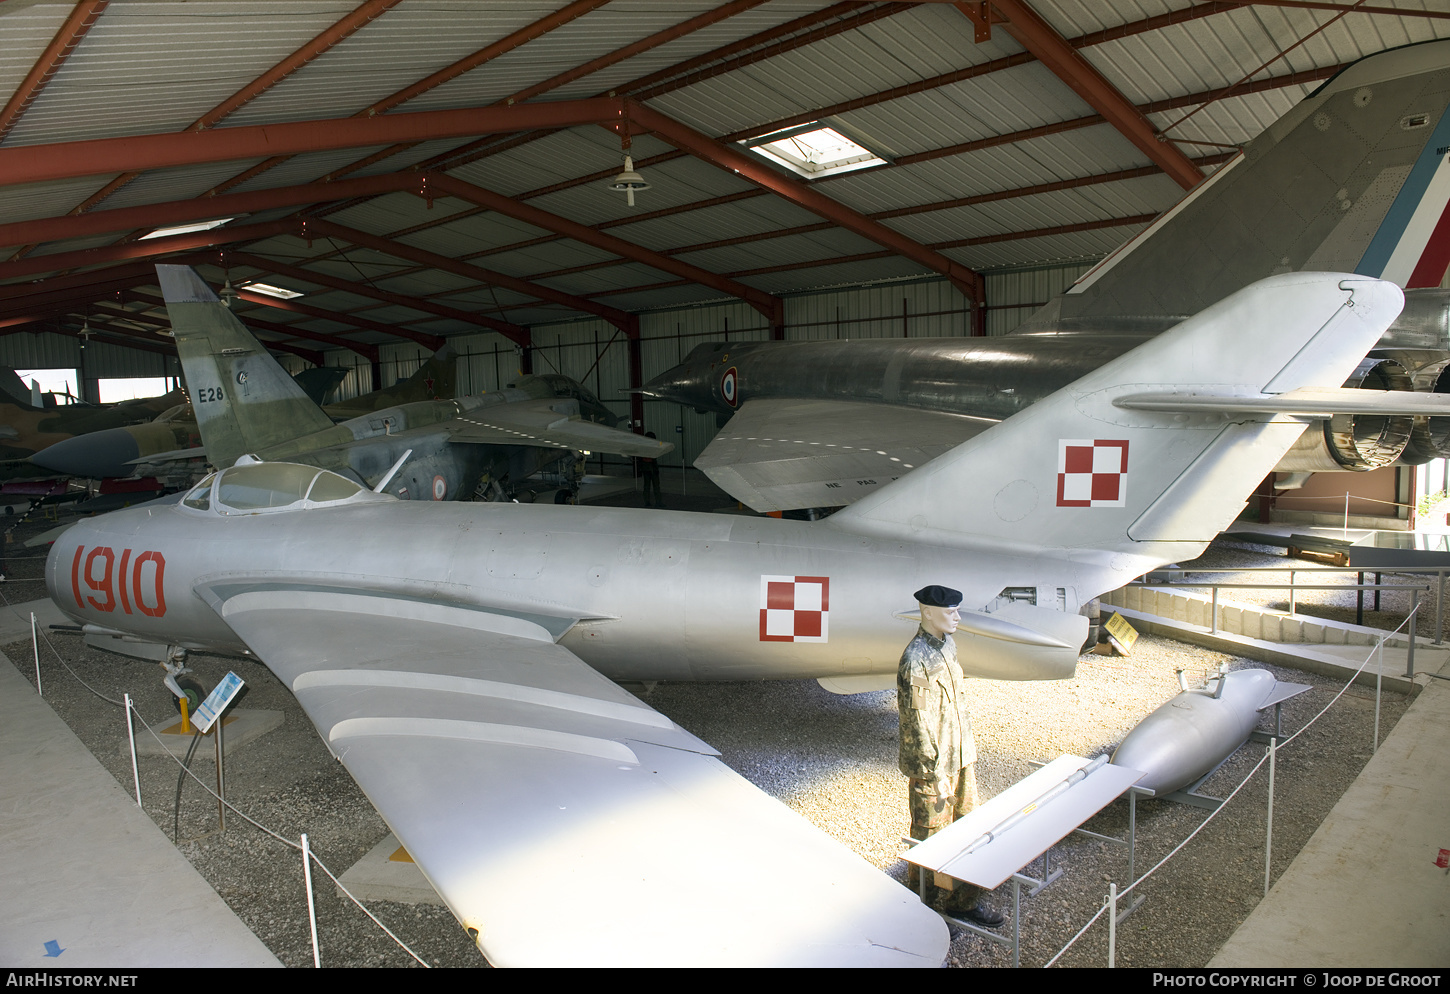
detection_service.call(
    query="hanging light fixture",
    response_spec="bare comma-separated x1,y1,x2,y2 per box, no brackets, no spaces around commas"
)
219,278,239,309
607,106,649,207
609,155,650,207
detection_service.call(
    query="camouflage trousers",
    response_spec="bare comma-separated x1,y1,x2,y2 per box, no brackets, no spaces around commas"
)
906,764,983,911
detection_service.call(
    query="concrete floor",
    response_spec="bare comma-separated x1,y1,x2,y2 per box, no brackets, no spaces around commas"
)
0,648,280,968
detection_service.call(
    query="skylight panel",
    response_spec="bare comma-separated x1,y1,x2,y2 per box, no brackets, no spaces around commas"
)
741,121,890,180
139,218,236,240
242,281,304,300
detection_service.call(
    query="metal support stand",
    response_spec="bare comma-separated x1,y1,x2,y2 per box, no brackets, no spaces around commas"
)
1074,785,1151,922
30,612,40,696
1408,589,1418,678
214,716,226,832
124,693,141,809
1374,639,1384,753
302,833,320,968
1264,738,1276,898
1435,571,1444,645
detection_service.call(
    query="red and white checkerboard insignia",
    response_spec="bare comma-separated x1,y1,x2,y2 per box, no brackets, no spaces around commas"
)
1057,439,1129,507
759,575,829,643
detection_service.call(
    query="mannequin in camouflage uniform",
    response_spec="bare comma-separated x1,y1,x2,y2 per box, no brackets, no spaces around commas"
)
898,584,1003,928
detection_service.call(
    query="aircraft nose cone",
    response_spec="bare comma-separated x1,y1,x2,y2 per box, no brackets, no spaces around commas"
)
639,362,710,406
30,428,141,479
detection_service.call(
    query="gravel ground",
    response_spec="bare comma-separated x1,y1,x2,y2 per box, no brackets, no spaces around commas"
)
0,504,1415,969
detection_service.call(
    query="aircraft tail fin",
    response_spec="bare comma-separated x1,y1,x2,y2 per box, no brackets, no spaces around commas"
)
156,265,337,470
829,273,1405,565
407,345,455,400
1019,40,1450,332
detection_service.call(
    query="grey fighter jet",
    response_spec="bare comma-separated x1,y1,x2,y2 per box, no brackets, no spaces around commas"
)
643,39,1450,512
154,265,668,501
51,272,1405,966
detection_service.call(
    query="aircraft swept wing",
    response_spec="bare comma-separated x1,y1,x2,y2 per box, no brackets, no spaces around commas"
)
445,403,670,458
200,580,946,966
696,397,996,513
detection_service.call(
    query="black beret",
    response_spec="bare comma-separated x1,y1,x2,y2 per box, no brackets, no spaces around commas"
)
914,585,962,608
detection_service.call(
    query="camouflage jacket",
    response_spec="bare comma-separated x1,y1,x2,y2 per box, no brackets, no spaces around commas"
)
897,626,977,782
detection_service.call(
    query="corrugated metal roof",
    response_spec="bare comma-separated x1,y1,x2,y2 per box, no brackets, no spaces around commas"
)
1,0,1446,360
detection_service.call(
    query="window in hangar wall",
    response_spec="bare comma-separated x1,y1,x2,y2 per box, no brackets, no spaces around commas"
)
97,376,178,403
14,368,79,405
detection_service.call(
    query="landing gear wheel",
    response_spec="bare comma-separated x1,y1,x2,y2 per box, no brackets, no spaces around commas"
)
172,676,205,716
554,488,577,505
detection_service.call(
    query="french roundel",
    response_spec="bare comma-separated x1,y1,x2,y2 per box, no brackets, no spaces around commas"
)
721,367,739,408
432,475,447,500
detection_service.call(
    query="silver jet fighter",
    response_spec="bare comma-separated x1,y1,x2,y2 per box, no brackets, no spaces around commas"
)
156,265,669,501
47,273,1404,966
643,40,1450,512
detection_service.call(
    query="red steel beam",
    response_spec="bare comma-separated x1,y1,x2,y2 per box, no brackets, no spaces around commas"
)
51,0,406,225
413,3,906,178
0,173,423,250
301,218,637,335
0,1,109,143
0,216,587,344
313,0,771,188
1205,0,1450,18
0,99,625,188
625,101,981,299
209,0,610,196
232,288,442,351
984,0,1202,189
92,299,327,366
0,220,298,281
596,213,1160,294
425,174,783,325
192,0,403,132
222,250,530,348
131,286,382,363
0,261,161,302
304,0,1227,267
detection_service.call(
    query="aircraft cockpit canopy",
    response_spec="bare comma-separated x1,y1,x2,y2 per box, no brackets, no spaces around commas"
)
508,373,612,423
182,462,392,514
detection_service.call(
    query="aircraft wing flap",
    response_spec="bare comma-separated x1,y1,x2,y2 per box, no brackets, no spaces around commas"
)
445,400,673,458
698,398,996,512
212,589,948,967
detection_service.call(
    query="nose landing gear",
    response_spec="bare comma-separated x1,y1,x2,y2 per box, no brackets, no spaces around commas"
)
160,647,205,715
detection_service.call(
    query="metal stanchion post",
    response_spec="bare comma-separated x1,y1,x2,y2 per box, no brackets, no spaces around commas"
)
302,833,320,968
215,717,226,831
1107,882,1117,968
1357,571,1364,626
1436,572,1444,646
1211,586,1219,634
1265,738,1276,898
124,694,141,809
1374,639,1383,753
30,612,40,696
1408,589,1418,678
1289,571,1296,615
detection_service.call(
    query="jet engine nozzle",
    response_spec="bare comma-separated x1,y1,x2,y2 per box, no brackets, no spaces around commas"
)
1275,357,1414,472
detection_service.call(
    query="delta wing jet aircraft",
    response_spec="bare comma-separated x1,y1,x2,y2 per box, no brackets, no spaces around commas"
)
49,272,1404,966
29,349,453,483
143,266,667,502
642,39,1450,513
